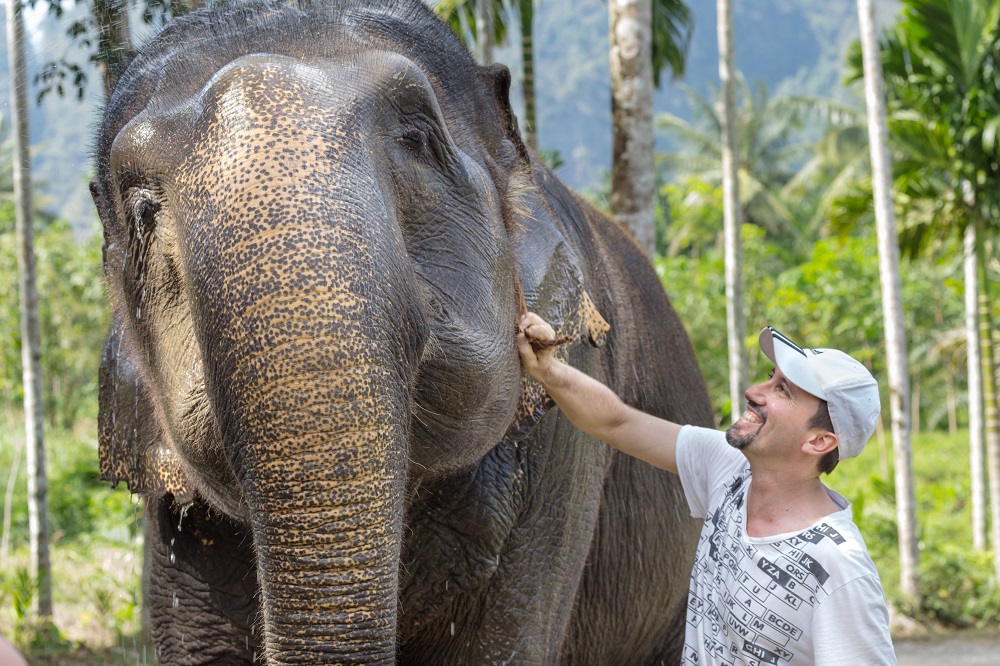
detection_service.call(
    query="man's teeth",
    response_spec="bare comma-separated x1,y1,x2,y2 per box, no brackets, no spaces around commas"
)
742,410,760,424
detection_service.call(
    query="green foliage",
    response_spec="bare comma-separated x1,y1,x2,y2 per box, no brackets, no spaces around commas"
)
89,580,137,642
919,547,1000,627
0,211,108,427
659,178,725,257
536,147,565,171
0,567,64,650
658,199,965,431
657,79,861,256
31,0,203,103
0,425,141,547
834,430,1000,628
1,567,37,645
0,542,145,658
0,424,142,653
843,0,1000,249
650,0,692,85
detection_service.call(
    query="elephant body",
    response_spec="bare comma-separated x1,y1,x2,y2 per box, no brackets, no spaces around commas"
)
93,1,713,663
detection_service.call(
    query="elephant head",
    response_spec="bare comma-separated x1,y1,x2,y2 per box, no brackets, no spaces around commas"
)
93,1,550,660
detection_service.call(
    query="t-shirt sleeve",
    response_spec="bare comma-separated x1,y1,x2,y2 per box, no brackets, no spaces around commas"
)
675,424,746,519
812,575,897,665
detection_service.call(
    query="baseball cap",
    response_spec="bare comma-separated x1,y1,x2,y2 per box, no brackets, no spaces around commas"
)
758,327,880,459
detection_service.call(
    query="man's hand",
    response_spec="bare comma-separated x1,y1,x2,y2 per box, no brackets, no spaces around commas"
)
515,312,683,473
517,312,558,383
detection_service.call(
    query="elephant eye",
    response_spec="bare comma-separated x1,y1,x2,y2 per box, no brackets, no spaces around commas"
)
397,129,428,153
122,188,161,274
125,189,159,237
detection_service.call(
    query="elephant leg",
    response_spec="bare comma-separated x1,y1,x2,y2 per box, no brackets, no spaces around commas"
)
145,496,261,665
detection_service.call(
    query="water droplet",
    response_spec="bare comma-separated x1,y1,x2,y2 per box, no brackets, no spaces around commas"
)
450,621,455,637
172,592,179,608
169,552,175,565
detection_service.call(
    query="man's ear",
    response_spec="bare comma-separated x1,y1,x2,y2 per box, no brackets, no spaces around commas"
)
804,431,838,457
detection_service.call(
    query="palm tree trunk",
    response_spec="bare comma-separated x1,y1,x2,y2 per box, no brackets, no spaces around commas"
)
857,0,919,603
716,0,745,422
975,235,1000,580
6,0,53,620
945,370,956,435
93,0,133,98
476,0,494,64
610,0,655,257
518,0,536,150
965,223,987,550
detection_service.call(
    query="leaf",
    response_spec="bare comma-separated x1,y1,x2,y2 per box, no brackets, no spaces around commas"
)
983,115,1000,152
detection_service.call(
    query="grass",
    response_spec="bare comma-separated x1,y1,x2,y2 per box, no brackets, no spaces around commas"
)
1,418,997,661
1,543,149,664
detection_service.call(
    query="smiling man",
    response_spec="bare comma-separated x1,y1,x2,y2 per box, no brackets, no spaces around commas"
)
517,313,896,665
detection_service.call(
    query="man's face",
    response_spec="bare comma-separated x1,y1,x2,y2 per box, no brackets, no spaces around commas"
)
726,367,822,455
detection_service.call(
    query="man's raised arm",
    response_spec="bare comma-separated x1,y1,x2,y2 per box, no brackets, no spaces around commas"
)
516,312,684,474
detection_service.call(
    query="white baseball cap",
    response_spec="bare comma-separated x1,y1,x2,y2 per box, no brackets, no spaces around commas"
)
758,327,881,459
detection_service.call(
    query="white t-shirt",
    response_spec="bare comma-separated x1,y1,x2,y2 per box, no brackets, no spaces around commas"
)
675,425,896,665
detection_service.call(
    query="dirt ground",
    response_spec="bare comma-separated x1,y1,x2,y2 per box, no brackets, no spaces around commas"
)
895,633,1000,665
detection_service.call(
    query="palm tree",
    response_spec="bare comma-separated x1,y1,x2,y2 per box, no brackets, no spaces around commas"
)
658,79,840,254
715,0,744,423
609,0,655,256
856,0,919,604
476,0,495,64
5,0,53,622
610,0,691,257
844,0,1000,576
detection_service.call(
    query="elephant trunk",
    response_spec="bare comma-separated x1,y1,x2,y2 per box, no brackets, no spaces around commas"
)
194,221,420,662
178,61,426,661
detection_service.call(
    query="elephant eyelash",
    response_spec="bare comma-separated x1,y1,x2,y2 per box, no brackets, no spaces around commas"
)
397,129,428,153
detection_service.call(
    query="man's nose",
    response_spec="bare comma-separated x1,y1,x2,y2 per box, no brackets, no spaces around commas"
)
745,381,765,404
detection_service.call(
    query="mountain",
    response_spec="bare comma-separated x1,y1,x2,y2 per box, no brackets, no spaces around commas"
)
2,0,899,235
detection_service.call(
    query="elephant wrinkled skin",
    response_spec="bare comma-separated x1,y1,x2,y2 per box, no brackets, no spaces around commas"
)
93,0,714,663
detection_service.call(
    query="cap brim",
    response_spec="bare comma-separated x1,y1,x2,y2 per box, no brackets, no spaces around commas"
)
758,327,827,399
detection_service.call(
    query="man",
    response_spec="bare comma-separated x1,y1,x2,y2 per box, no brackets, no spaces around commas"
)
517,313,896,665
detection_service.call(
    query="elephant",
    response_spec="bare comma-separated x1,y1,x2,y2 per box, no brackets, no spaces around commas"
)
93,0,714,663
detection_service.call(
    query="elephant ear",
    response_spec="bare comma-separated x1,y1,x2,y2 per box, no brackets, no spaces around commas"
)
99,320,195,505
501,188,611,444
478,63,529,169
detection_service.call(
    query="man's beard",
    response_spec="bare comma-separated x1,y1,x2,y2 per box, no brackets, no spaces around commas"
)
725,424,756,450
726,405,766,451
